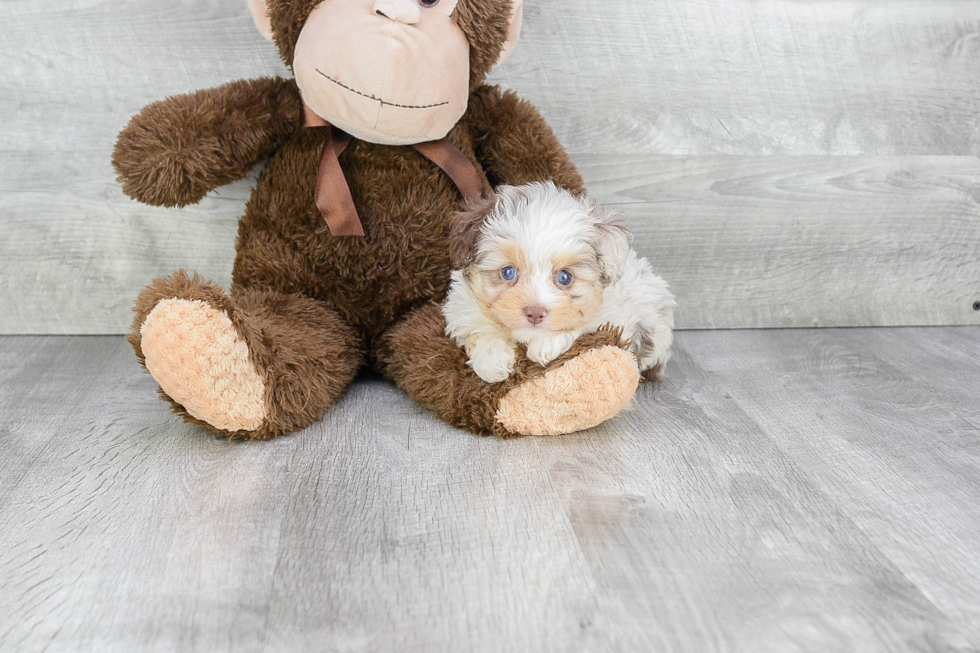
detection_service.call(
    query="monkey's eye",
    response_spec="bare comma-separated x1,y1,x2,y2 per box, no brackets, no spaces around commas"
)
556,270,574,286
418,0,440,7
501,266,517,281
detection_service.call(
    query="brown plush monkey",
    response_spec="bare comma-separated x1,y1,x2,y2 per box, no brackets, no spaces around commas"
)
113,0,641,439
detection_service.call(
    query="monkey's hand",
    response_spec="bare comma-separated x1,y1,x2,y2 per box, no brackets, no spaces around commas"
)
112,77,301,207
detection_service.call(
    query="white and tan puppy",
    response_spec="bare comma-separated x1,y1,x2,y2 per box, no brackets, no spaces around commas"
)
444,182,676,383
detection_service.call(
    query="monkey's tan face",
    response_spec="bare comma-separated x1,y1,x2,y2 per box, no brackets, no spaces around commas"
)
294,0,470,145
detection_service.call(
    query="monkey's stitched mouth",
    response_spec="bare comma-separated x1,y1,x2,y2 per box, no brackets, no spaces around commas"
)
316,70,449,110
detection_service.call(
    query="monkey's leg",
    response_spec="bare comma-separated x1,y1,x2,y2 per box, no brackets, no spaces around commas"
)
129,271,364,439
373,303,640,438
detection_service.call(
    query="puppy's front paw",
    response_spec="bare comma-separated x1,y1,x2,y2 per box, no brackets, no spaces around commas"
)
526,333,577,366
468,339,517,383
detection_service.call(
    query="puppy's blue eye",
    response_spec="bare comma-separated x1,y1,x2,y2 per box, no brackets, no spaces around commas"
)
501,266,517,281
557,270,573,286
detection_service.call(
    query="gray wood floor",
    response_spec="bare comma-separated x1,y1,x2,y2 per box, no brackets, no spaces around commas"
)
1,328,979,652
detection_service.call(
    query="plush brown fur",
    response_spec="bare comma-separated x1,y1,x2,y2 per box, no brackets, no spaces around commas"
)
113,78,301,208
452,0,516,89
374,304,630,437
116,1,633,439
130,270,364,439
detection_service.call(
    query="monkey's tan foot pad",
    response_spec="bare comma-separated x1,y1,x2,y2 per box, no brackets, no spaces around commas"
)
495,345,640,436
140,298,267,432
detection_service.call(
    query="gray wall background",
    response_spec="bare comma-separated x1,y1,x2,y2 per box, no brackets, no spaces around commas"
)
1,0,979,333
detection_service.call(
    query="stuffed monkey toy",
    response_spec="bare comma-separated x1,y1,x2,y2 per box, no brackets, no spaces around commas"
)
113,0,642,439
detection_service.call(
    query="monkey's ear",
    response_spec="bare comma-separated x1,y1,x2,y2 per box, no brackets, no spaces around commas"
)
449,193,497,269
248,0,275,43
492,0,524,70
586,199,632,285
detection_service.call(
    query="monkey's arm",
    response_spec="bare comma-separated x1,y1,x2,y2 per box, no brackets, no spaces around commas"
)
112,77,301,207
468,85,585,195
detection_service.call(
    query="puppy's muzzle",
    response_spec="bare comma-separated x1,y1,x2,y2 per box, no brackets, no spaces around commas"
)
524,305,548,326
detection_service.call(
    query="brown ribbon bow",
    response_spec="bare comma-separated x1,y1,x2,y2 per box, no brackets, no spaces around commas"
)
302,102,487,237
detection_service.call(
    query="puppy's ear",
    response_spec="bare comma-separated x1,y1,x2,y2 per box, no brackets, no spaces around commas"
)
449,193,496,269
586,198,632,284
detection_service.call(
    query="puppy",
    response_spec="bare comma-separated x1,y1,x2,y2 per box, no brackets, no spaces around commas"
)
443,181,676,383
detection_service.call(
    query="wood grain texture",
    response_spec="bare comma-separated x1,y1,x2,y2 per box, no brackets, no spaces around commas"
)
585,155,980,329
2,0,980,333
496,1,980,157
2,330,980,651
682,327,980,648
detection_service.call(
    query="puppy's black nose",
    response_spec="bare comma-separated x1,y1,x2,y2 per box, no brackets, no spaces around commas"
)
525,306,548,325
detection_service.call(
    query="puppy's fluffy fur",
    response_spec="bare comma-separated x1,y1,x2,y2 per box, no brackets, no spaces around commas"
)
444,182,676,383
